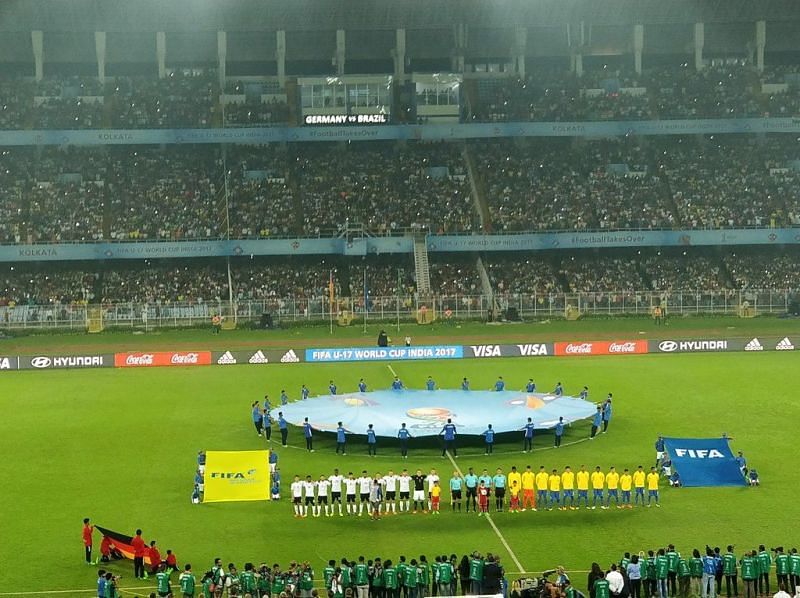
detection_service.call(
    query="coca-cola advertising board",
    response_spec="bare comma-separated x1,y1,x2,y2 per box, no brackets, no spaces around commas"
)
554,340,648,356
114,351,212,368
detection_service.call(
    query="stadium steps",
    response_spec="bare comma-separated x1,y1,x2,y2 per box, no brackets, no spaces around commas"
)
475,254,499,317
462,143,493,232
461,79,480,121
413,236,432,295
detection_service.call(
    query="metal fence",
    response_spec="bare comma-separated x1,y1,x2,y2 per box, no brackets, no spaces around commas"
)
0,289,794,331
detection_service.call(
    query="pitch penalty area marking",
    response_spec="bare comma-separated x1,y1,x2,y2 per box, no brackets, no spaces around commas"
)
445,451,526,573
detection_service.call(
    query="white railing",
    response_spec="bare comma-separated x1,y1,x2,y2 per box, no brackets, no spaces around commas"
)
0,289,794,331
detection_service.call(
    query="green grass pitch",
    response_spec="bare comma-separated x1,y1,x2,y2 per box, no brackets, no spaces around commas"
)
0,319,798,596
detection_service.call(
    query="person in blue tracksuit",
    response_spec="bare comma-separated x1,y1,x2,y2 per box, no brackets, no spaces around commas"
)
482,425,495,455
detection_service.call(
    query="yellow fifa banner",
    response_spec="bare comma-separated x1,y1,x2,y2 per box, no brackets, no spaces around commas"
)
203,450,271,503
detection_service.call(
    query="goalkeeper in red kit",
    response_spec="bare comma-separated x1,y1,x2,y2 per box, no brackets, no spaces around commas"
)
477,482,489,515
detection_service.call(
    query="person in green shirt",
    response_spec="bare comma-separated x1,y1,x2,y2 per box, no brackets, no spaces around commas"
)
646,551,658,598
677,557,691,598
211,559,225,596
341,558,353,590
155,563,172,598
666,545,679,597
300,562,314,598
722,546,738,598
689,549,704,598
325,560,338,592
257,563,271,597
384,560,399,598
656,549,669,598
104,573,119,598
789,549,800,595
332,568,344,598
438,556,453,597
271,566,286,597
594,573,610,598
240,563,258,597
418,556,430,597
373,559,385,597
469,553,484,596
564,580,579,598
740,551,757,598
355,556,370,598
200,572,213,598
757,545,772,596
179,564,196,598
621,553,632,573
404,559,419,597
776,548,790,591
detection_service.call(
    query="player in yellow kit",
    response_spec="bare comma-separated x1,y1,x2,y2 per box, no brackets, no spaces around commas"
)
620,468,633,509
591,466,605,510
561,466,576,510
521,466,536,511
605,466,620,509
647,467,661,507
548,468,562,510
508,467,522,497
508,480,521,512
633,465,646,506
576,465,590,508
535,466,549,507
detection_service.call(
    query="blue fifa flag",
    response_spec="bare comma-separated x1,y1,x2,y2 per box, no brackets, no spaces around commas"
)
663,437,747,487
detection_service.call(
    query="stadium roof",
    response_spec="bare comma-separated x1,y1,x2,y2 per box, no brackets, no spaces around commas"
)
1,0,798,33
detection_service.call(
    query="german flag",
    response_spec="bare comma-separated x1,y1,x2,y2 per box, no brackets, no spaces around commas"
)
95,526,155,565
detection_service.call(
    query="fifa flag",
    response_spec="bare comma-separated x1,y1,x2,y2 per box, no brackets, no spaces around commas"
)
203,450,271,503
664,437,746,487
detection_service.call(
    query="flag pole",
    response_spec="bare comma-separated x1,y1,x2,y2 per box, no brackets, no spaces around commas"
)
329,269,334,335
362,267,368,334
396,267,401,333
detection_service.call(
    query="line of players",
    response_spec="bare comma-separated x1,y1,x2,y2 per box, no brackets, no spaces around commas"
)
290,464,662,519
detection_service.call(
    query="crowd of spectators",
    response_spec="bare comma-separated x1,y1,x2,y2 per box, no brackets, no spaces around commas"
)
559,256,645,294
474,139,673,232
0,251,796,308
643,255,727,291
224,98,290,126
485,257,560,295
108,71,218,128
0,134,797,241
296,143,477,236
468,63,774,123
429,260,482,296
0,63,798,131
656,136,800,229
725,254,799,291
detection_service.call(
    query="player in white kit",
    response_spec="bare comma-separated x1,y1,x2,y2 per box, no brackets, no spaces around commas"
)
291,475,304,518
315,475,330,517
357,471,372,516
398,469,412,512
329,468,344,517
344,472,358,515
382,469,399,514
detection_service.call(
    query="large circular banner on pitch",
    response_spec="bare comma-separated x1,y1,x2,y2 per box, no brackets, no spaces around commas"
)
278,390,596,437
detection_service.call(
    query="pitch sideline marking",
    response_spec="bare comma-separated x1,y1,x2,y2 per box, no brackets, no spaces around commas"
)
445,451,525,573
387,363,397,377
